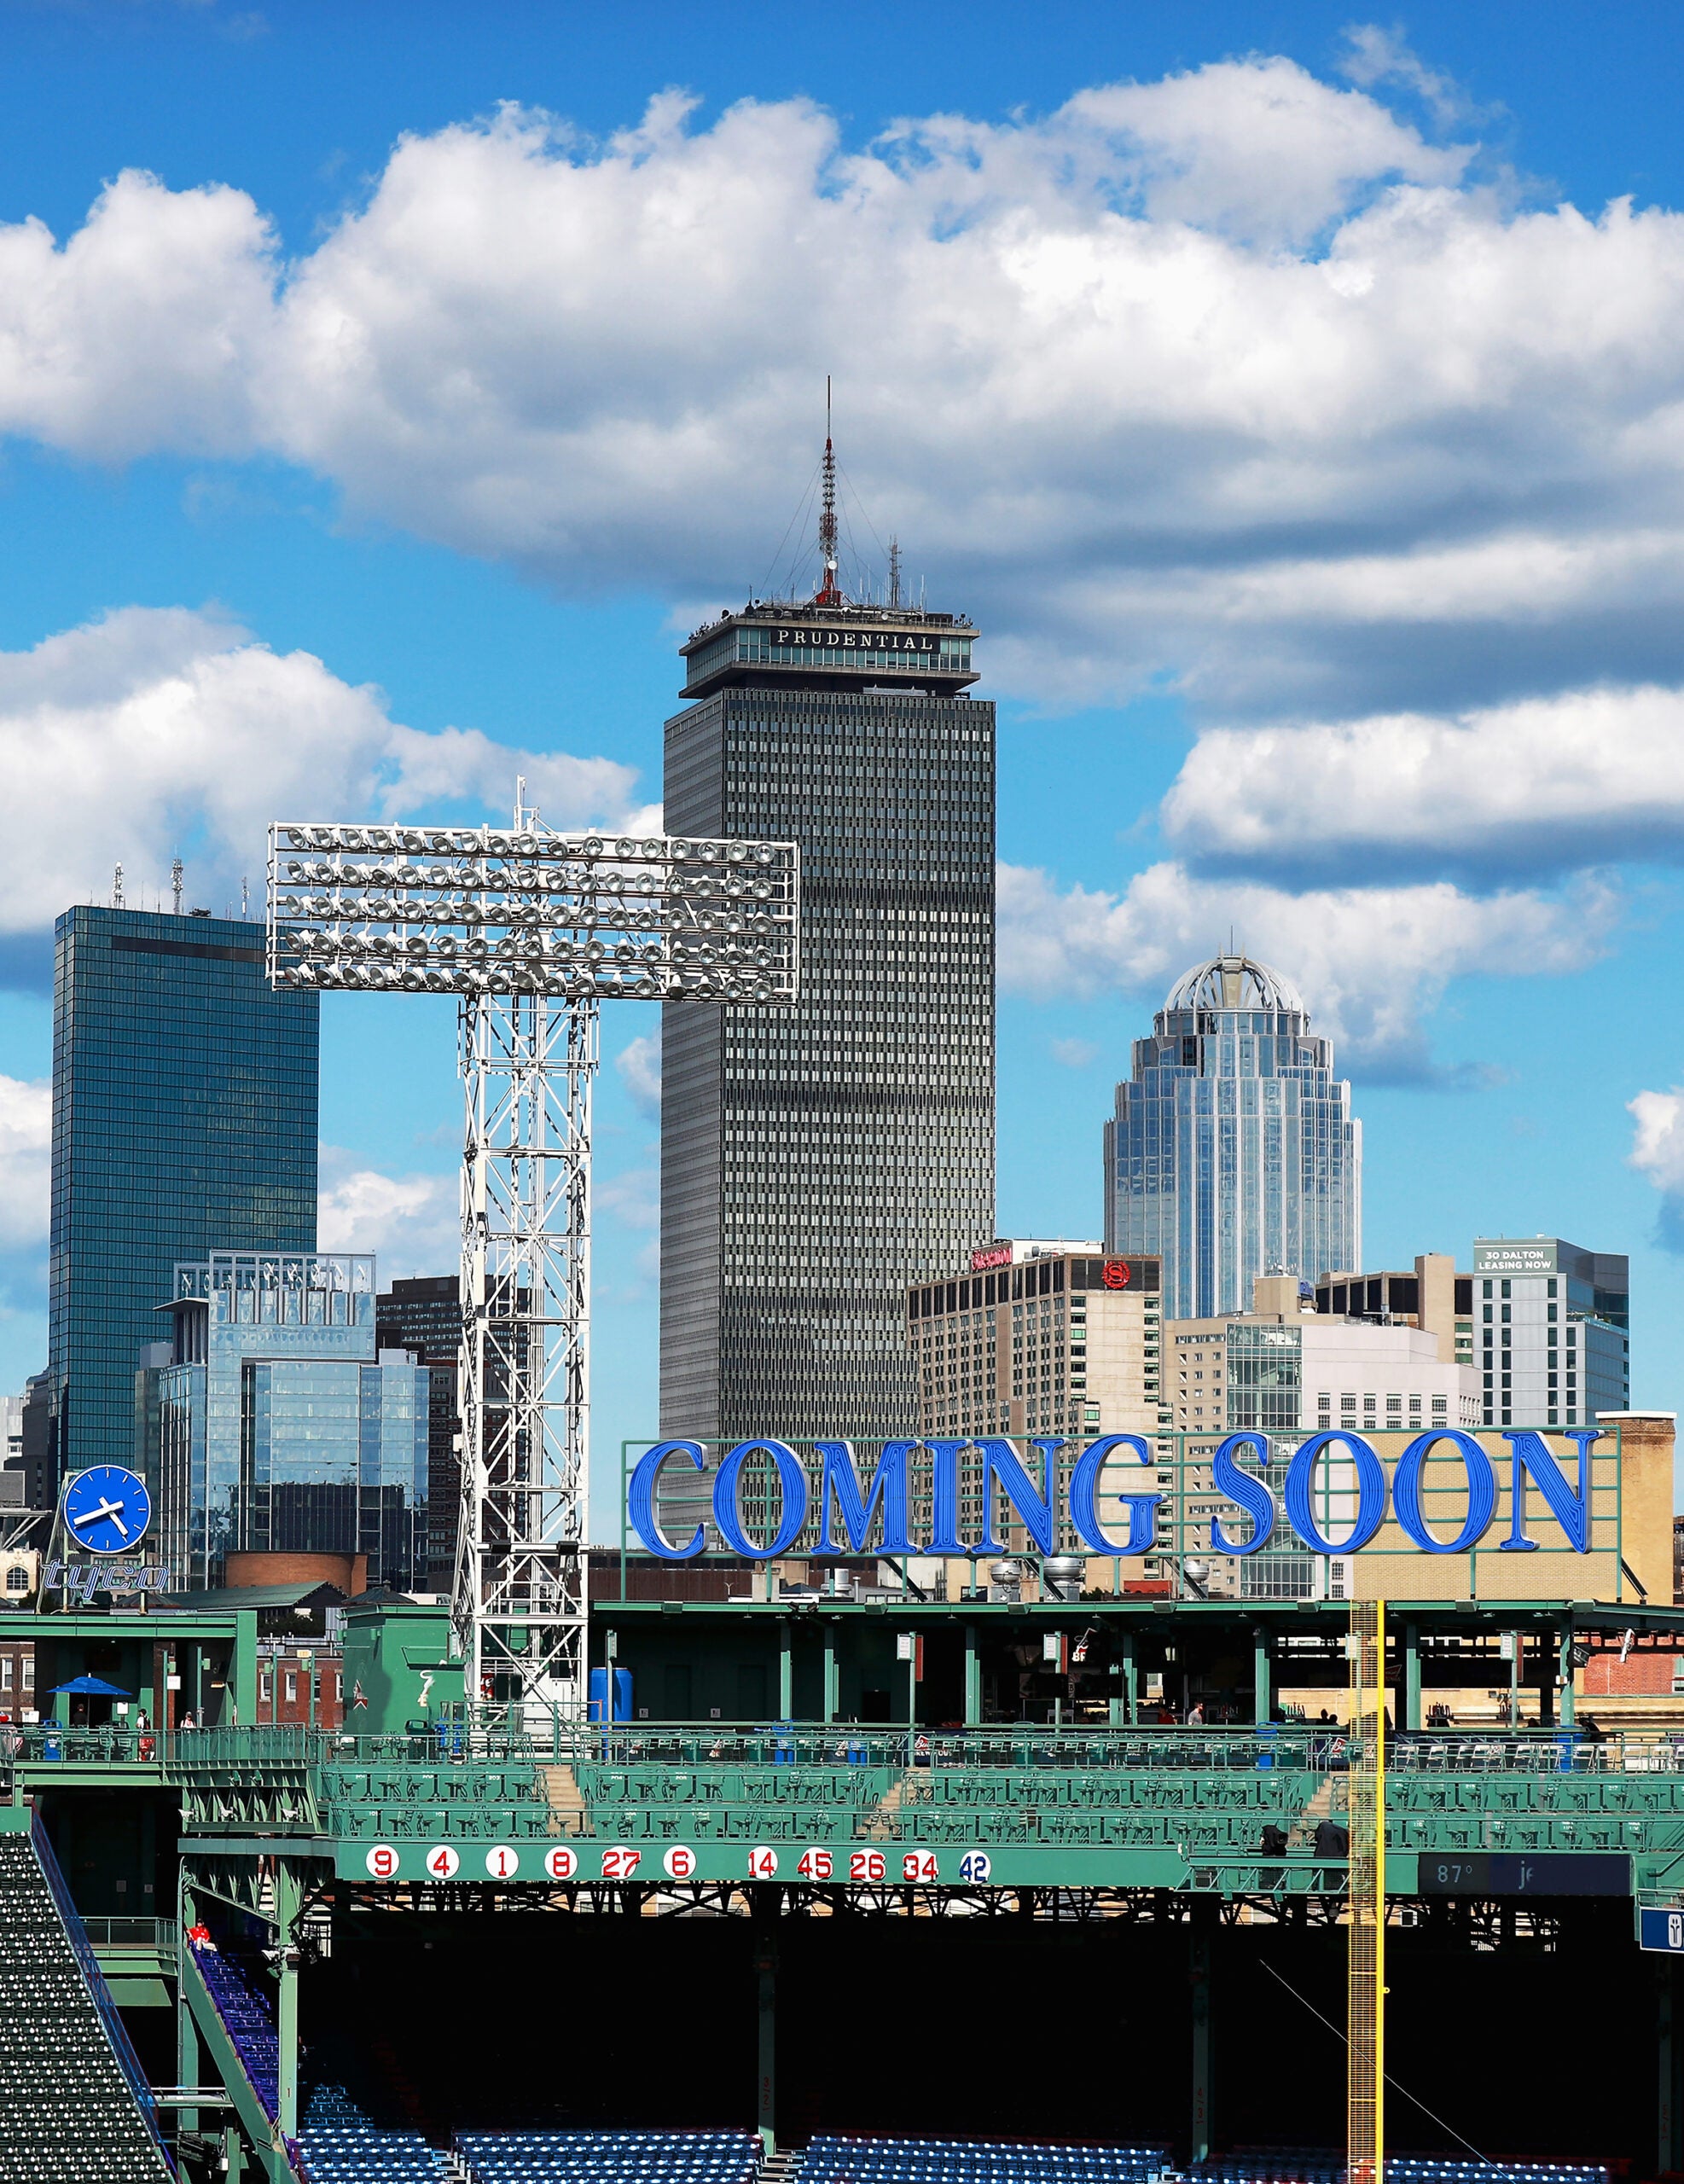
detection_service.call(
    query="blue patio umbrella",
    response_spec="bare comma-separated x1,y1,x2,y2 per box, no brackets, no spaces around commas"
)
46,1675,132,1698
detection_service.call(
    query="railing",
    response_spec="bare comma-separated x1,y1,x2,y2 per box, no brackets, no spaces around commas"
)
9,1717,1684,1778
29,1809,175,2172
82,1915,180,1952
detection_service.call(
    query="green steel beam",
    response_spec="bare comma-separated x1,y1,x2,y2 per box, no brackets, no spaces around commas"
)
180,1943,295,2184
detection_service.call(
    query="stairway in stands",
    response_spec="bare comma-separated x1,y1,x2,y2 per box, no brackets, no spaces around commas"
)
762,2147,807,2184
0,1815,172,2181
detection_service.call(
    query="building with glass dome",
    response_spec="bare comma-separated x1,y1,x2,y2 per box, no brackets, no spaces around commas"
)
1103,953,1362,1322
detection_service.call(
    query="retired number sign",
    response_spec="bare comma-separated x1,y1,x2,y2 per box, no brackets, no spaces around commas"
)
356,1841,1001,1884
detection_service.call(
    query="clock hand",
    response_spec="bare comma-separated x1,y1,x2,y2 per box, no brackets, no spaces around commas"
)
81,1497,131,1539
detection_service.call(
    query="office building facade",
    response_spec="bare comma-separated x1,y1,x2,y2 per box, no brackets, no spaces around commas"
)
1314,1255,1475,1371
904,1241,1163,1558
1472,1237,1630,1429
1105,952,1361,1322
659,595,995,1444
909,1241,1162,1445
375,1275,463,1593
146,1252,428,1594
46,905,318,1492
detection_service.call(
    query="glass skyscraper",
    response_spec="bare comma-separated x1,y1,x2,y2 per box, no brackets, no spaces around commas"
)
659,595,996,1443
375,1274,463,1589
148,1252,428,1592
46,905,319,1490
1104,953,1361,1321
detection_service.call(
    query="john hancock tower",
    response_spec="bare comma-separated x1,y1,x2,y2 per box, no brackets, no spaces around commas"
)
659,433,996,1443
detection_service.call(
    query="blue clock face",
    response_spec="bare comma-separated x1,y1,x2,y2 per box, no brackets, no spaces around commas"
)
63,1466,152,1556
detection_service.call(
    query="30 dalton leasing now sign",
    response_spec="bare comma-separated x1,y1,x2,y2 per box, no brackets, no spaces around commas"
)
625,1429,1602,1562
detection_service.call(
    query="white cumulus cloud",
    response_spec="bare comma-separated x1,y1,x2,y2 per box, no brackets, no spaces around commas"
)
1163,681,1684,884
0,606,647,941
0,61,1681,712
316,1151,458,1281
997,859,1616,1081
1628,1088,1684,1253
613,1031,661,1119
0,1076,51,1252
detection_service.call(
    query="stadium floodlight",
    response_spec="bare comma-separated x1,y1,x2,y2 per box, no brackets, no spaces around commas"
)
266,821,798,1004
267,798,799,1723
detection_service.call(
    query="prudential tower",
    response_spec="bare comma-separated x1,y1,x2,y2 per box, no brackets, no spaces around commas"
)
659,421,996,1441
1103,952,1361,1321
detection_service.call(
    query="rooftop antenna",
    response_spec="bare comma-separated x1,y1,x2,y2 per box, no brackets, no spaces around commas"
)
113,863,124,910
815,377,843,607
171,857,184,917
888,537,903,611
241,875,250,919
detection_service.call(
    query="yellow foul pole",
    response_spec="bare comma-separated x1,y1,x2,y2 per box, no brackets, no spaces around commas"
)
1348,1598,1385,2184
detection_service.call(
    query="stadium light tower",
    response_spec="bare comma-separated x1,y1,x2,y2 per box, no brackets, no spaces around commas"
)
267,791,799,1720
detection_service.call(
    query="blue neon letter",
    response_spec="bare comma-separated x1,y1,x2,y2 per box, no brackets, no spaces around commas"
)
926,1441,971,1554
1284,1431,1389,1556
1500,1429,1600,1554
711,1440,810,1558
814,1441,915,1556
627,1440,706,1561
1211,1433,1277,1555
1391,1431,1496,1554
1066,1435,1161,1555
968,1438,1060,1556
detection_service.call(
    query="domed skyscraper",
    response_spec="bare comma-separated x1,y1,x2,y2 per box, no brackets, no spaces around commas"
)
1103,952,1362,1321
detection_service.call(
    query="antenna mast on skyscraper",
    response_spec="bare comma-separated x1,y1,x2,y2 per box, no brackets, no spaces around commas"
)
113,864,124,910
816,376,843,606
171,857,184,916
888,537,903,610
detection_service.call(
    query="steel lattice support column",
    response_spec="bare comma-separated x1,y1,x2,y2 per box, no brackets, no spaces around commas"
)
266,806,798,1722
456,990,597,1720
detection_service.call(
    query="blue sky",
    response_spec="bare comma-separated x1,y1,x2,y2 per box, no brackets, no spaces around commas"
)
3,1,1684,1528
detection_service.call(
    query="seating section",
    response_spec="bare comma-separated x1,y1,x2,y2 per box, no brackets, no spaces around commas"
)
0,1826,171,2181
456,2127,763,2184
1188,2158,1611,2184
806,2137,1175,2184
1388,2164,1610,2184
191,1937,282,2119
304,2082,447,2181
320,1759,551,1844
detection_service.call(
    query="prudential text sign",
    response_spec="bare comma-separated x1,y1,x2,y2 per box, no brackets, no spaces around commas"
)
626,1429,1601,1562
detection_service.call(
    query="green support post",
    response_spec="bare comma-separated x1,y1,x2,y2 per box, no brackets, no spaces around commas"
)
753,1893,778,2153
1559,1621,1577,1728
1252,1628,1271,1728
1403,1621,1420,1733
275,1862,301,2146
1190,1901,1215,2162
177,1875,201,2139
963,1624,980,1728
778,1625,793,1722
233,1610,258,1727
223,2125,247,2181
1122,1631,1138,1727
822,1632,836,1724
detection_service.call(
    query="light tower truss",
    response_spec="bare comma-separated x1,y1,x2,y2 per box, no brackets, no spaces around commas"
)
267,814,799,1722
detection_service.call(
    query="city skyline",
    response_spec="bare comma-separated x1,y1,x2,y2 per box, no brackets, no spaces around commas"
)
2,10,1684,1534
